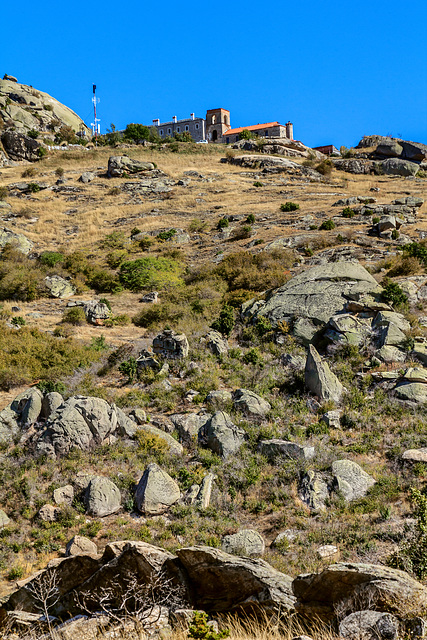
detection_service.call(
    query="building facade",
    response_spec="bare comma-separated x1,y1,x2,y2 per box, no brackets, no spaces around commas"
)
149,109,293,144
151,114,206,142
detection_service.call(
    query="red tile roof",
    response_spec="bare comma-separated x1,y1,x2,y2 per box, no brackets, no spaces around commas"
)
222,122,281,136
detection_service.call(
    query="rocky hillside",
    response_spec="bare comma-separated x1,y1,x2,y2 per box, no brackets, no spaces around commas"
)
0,132,427,639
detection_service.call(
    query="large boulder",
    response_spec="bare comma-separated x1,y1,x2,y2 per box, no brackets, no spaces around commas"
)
65,535,98,557
35,396,128,457
259,439,315,461
204,330,228,356
339,610,399,640
232,389,271,418
153,329,189,359
381,158,419,176
221,530,265,557
176,546,295,613
293,563,427,620
305,345,343,403
44,275,75,299
0,387,43,444
332,459,375,501
107,155,155,178
135,463,180,515
170,413,211,445
1,130,41,162
0,227,33,254
85,476,121,517
199,411,246,458
243,262,382,338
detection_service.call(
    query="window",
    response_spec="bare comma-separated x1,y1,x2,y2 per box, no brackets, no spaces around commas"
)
195,123,199,129
159,129,163,135
167,128,171,134
177,127,180,132
211,115,216,124
185,125,189,131
224,115,228,125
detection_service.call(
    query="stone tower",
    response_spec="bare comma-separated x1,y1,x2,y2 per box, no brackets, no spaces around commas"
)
206,108,230,142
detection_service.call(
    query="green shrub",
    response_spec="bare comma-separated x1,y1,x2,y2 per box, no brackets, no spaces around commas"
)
253,182,263,188
315,159,333,176
37,147,47,158
39,251,64,268
0,248,45,301
381,278,408,307
211,304,235,337
106,250,128,269
119,257,183,291
88,269,122,293
403,242,427,266
319,219,335,230
188,611,229,640
118,357,138,383
0,186,8,200
101,231,126,250
280,202,299,212
242,347,261,365
372,216,380,225
55,167,64,177
342,207,355,218
27,182,40,193
62,307,86,325
217,217,229,230
232,225,252,240
11,316,26,327
27,129,39,139
157,229,177,241
238,129,255,140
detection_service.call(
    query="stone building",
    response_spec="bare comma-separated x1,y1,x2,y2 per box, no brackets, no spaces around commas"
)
205,108,231,142
221,121,293,144
151,114,206,142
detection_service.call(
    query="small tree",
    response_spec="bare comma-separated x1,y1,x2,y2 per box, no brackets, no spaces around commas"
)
238,129,255,140
123,123,150,143
211,304,235,337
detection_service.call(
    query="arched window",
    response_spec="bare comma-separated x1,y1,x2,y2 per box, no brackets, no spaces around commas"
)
177,127,180,132
159,129,163,135
185,125,189,131
224,115,228,125
167,128,171,134
195,123,199,129
211,115,216,124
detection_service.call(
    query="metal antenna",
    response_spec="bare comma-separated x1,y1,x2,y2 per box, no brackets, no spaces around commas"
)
91,84,100,144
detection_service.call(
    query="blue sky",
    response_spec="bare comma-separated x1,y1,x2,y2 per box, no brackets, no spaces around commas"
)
3,0,427,148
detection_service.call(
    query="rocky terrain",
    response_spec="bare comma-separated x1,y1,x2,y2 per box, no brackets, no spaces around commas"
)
2,83,427,639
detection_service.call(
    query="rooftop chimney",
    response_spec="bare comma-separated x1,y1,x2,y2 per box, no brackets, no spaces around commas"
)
153,119,160,126
191,113,195,120
173,116,177,123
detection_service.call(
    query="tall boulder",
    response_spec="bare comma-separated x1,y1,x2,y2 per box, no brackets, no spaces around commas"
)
199,411,246,458
85,476,121,517
135,463,180,515
305,345,343,403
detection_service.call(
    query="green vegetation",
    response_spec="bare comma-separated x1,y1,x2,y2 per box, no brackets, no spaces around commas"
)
381,278,408,306
238,129,256,140
280,202,299,212
342,207,355,218
119,257,183,291
319,219,336,230
211,304,235,337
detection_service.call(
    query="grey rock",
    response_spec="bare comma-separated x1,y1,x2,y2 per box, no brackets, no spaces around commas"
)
246,262,381,334
195,473,216,509
299,470,329,511
395,382,427,403
0,227,33,254
332,459,375,501
35,395,123,457
83,300,111,325
107,155,155,177
376,141,404,157
135,463,180,515
79,171,95,183
205,390,233,409
85,476,121,517
1,130,41,162
40,392,64,420
382,158,419,176
305,345,343,403
412,342,427,365
293,562,427,621
0,509,10,527
373,311,411,332
222,530,265,557
113,404,138,438
378,322,407,347
199,411,246,458
53,485,74,506
317,545,339,560
136,424,183,455
176,545,295,613
153,329,189,359
65,535,98,557
339,611,399,640
259,439,315,461
129,408,147,424
204,330,228,356
376,345,406,363
322,410,341,429
0,406,21,444
38,504,61,522
171,412,211,445
44,275,75,299
11,387,43,425
232,389,271,418
402,448,427,463
393,196,423,207
137,349,161,370
140,291,158,303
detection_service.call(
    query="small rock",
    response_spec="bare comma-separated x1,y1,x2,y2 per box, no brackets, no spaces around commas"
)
221,529,265,557
65,535,98,557
53,485,74,506
38,504,61,522
85,476,121,517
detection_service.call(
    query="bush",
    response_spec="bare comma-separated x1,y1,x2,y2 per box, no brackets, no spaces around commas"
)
280,202,299,212
217,217,229,230
342,207,355,218
239,129,255,140
253,182,263,188
388,488,427,578
246,213,256,223
0,186,8,200
27,182,40,193
21,167,37,178
101,231,126,250
403,242,427,266
381,278,408,307
119,257,183,291
123,123,151,142
231,225,252,240
62,307,86,325
27,129,39,139
118,357,137,383
55,167,64,177
319,219,335,230
106,249,128,269
39,251,64,268
315,159,333,176
88,269,122,293
11,316,26,327
211,304,235,337
0,247,46,301
188,611,229,640
157,229,177,241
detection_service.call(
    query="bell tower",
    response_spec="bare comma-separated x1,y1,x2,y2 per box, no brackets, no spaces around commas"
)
206,108,230,142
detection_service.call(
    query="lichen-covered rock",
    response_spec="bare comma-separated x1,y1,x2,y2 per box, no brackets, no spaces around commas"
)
153,329,189,359
135,463,180,515
259,439,315,461
204,330,228,356
53,485,74,506
0,227,33,254
299,470,329,511
222,530,265,557
170,412,211,445
293,563,427,620
44,275,75,299
107,155,155,177
65,535,98,557
232,389,271,418
0,509,10,527
332,460,375,501
199,411,246,458
381,158,420,176
305,345,343,403
339,611,399,640
85,476,121,517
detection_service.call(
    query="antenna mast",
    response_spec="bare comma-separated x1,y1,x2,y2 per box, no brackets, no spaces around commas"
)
91,84,100,144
